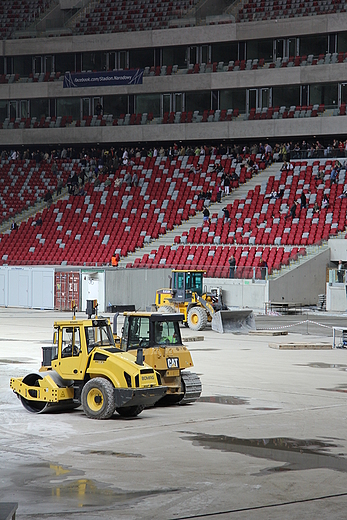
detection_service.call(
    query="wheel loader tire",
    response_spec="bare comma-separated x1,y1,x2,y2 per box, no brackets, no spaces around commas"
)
187,307,208,331
81,377,116,420
159,305,175,314
116,405,145,417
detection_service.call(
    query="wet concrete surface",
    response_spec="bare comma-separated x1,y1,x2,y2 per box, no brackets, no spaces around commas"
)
1,309,347,519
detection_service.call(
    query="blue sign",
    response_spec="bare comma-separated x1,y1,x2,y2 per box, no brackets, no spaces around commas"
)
63,69,144,88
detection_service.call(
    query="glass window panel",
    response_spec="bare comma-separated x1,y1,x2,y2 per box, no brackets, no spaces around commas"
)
13,56,31,77
162,94,171,114
300,35,328,56
136,94,160,117
162,46,186,67
31,98,49,119
338,32,347,53
272,85,300,108
341,84,347,104
220,89,246,112
82,51,105,71
129,48,154,69
212,42,238,63
103,95,128,117
55,53,75,73
56,97,80,119
185,90,210,112
0,101,7,122
247,39,273,61
310,83,338,107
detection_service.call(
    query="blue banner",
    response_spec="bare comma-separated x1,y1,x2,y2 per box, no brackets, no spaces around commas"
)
63,69,144,88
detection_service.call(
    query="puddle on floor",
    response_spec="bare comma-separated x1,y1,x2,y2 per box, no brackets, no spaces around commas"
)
297,363,347,371
0,358,27,364
78,449,143,458
250,407,281,411
199,395,249,406
319,384,347,394
182,433,347,474
11,462,178,509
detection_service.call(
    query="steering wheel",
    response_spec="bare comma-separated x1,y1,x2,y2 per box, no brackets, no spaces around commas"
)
62,344,80,356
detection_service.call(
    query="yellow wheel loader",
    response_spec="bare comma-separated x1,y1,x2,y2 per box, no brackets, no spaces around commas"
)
155,269,255,333
113,311,202,405
10,301,167,420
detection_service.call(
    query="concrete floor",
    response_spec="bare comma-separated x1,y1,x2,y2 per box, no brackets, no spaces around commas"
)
1,308,347,519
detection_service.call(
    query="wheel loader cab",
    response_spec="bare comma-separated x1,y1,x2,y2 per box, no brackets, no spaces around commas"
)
172,270,204,302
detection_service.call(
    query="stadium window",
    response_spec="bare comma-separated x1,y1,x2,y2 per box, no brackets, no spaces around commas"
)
273,85,300,109
310,83,338,108
82,52,105,72
56,97,80,120
129,48,154,69
300,35,328,58
247,39,272,61
55,53,75,74
31,98,49,120
0,101,8,122
186,90,210,113
135,94,160,118
14,56,31,77
220,89,246,113
44,55,54,74
337,32,347,53
162,46,186,68
211,42,238,64
32,56,43,75
341,84,347,105
103,95,128,118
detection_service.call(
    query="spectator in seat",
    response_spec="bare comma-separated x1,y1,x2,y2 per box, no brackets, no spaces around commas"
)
313,202,320,213
34,215,43,227
322,194,329,209
11,221,18,230
111,254,119,267
222,207,230,222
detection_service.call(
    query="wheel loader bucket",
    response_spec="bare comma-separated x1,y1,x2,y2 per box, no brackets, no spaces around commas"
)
211,309,255,334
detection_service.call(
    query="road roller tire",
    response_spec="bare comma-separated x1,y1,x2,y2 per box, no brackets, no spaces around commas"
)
116,405,145,417
187,307,208,331
20,373,47,413
81,377,116,419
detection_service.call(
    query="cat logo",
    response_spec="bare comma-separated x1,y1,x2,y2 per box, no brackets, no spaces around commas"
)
167,357,179,369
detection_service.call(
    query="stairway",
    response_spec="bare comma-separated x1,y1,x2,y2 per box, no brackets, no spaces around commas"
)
118,161,284,267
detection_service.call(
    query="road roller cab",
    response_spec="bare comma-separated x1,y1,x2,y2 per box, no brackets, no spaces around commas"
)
113,311,202,405
10,302,167,419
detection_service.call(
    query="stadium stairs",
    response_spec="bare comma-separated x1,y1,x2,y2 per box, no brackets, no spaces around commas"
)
118,161,284,267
